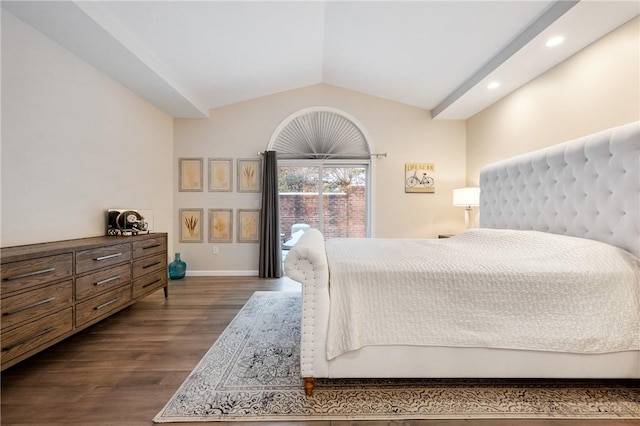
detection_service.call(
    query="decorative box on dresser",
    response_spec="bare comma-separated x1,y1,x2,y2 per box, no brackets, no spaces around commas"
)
1,233,168,370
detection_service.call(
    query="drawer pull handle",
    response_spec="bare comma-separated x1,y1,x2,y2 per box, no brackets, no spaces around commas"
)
95,276,121,286
2,297,56,316
142,244,161,250
143,261,161,269
2,327,55,352
94,253,122,261
142,279,162,289
94,297,121,311
3,268,56,282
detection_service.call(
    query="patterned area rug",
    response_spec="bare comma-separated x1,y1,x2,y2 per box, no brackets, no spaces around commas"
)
154,291,640,422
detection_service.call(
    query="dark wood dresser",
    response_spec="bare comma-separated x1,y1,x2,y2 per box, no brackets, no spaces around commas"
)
1,233,168,370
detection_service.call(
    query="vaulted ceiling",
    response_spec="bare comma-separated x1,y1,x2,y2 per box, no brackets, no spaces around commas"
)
3,1,638,119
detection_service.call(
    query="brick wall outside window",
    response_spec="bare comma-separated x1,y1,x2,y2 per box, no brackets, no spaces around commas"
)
280,185,366,240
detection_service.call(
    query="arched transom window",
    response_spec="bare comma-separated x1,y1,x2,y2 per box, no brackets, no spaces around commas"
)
269,108,371,159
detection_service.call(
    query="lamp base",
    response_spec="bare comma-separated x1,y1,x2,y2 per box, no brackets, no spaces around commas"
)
464,207,476,228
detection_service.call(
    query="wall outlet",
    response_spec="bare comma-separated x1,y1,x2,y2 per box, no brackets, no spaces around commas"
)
212,246,219,255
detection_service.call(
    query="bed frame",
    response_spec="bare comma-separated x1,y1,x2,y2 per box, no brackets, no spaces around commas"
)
284,121,640,396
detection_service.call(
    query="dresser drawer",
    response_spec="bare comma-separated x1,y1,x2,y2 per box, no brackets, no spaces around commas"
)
76,243,131,275
133,270,167,299
76,263,132,301
1,254,73,295
75,286,131,328
1,280,73,331
133,236,167,259
1,307,73,365
133,253,167,279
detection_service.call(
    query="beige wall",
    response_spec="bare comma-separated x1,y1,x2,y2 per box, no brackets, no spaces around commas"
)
466,16,640,186
174,84,466,274
1,11,174,247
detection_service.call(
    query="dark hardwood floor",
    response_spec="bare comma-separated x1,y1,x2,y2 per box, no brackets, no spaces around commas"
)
1,276,636,425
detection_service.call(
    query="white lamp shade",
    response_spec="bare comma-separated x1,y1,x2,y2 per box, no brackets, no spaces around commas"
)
453,187,480,207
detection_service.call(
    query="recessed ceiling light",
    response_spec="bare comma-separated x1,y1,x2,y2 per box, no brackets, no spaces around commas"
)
546,35,565,47
487,81,500,90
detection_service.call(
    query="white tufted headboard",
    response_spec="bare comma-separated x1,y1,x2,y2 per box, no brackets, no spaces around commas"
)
479,121,640,259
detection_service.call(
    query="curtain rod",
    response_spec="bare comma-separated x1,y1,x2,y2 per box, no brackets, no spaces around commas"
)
257,151,387,158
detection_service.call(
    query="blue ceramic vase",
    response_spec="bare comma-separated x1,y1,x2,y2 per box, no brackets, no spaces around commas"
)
168,253,186,280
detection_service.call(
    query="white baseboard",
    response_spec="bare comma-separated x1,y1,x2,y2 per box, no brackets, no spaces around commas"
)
186,270,259,277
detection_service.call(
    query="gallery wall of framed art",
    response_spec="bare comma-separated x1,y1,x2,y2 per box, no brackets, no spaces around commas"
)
177,157,262,247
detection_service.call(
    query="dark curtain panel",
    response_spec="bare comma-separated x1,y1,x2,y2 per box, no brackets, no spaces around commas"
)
259,151,282,278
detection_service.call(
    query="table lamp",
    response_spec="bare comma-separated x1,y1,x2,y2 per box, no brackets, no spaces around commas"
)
453,187,480,228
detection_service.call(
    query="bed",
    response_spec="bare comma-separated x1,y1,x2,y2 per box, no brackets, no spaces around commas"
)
284,121,640,396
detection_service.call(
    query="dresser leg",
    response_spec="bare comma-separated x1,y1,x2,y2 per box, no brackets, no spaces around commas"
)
163,285,168,298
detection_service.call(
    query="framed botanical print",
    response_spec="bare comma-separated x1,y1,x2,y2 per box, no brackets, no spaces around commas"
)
237,158,262,193
237,209,260,243
179,158,203,192
208,208,233,243
179,208,203,243
208,158,232,192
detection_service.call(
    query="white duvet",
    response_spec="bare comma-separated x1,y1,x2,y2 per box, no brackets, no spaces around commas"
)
325,229,640,360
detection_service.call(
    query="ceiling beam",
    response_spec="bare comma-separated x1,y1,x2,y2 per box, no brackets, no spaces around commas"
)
431,0,579,119
2,1,210,118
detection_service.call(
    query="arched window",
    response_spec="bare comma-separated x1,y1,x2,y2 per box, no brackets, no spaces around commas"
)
269,107,372,159
269,107,372,240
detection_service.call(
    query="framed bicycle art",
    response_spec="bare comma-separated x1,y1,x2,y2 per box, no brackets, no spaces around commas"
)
405,162,436,193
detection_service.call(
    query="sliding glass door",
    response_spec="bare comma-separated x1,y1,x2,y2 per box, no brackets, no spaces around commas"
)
279,160,369,243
